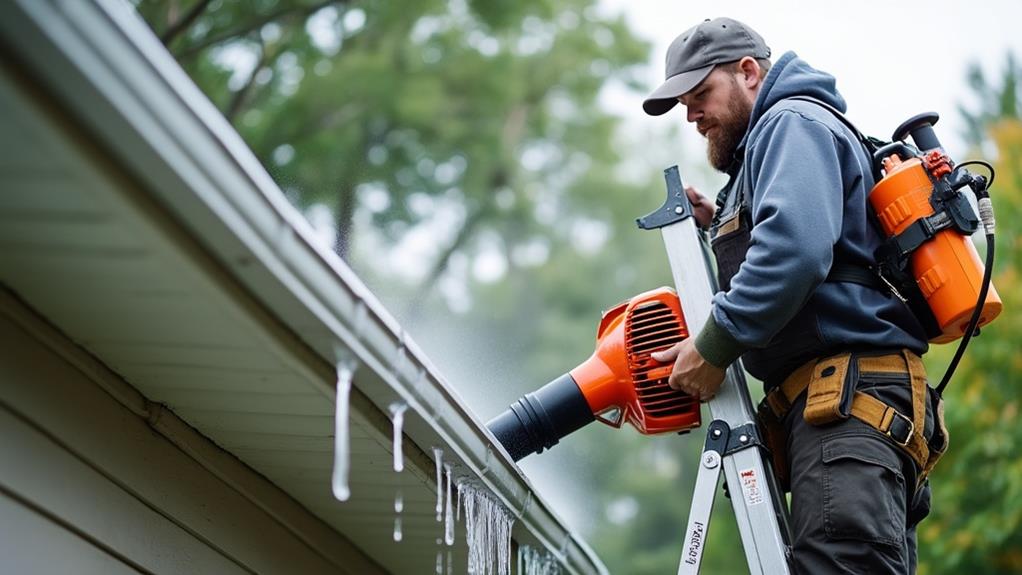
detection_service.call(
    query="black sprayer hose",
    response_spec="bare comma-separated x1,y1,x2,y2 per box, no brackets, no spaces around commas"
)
936,164,996,396
935,232,994,395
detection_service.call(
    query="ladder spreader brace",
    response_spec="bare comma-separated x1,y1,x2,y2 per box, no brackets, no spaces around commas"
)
637,166,794,575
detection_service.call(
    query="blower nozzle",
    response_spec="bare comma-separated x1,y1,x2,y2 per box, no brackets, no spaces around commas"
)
487,373,595,462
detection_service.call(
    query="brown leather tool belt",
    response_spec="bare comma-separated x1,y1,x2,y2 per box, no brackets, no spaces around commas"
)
756,349,949,490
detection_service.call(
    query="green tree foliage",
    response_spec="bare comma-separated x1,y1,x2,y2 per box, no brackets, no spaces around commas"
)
959,54,1020,151
920,55,1022,573
134,0,649,306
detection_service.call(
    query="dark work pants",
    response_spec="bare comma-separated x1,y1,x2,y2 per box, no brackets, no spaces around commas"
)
783,376,934,574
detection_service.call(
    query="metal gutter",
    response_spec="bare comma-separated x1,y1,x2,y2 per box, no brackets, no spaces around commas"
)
0,0,606,572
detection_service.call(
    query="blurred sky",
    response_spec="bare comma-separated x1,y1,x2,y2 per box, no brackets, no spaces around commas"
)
599,0,1022,193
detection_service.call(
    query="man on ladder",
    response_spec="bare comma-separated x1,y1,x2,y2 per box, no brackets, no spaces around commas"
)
643,17,944,573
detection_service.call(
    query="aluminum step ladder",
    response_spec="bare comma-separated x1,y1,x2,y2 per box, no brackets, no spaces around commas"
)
637,166,794,575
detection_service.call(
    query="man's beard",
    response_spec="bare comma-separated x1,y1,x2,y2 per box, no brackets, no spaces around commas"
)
705,88,753,172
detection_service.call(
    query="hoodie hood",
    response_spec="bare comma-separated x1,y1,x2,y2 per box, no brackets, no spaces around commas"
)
747,51,847,135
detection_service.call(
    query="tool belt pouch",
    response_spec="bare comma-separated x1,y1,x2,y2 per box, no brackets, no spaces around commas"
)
802,353,855,426
709,207,751,293
756,401,790,492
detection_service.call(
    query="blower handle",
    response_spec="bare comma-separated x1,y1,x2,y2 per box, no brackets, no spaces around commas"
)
487,374,595,462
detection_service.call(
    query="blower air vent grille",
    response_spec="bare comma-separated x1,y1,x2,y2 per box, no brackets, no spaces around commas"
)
625,301,696,417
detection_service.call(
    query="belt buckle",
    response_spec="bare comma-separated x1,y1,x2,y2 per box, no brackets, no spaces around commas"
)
886,411,914,447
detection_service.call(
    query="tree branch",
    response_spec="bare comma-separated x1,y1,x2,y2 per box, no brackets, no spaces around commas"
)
402,102,530,316
402,203,491,320
160,0,214,47
224,40,272,124
285,103,366,144
333,177,358,260
400,164,513,320
175,0,342,59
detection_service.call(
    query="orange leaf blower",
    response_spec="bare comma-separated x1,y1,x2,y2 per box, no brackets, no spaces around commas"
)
487,287,701,461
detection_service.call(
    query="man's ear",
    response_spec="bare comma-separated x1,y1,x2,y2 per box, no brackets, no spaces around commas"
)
738,56,761,90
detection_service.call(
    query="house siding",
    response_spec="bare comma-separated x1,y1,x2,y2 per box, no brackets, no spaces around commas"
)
0,306,381,575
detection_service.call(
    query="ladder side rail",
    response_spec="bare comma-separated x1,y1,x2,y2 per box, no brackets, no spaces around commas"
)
641,166,793,575
657,210,792,575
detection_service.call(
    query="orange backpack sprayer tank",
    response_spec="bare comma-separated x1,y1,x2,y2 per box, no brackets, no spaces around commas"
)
868,113,1000,394
487,287,701,461
869,113,1001,344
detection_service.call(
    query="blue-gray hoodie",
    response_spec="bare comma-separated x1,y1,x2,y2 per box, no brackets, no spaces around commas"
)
693,52,928,385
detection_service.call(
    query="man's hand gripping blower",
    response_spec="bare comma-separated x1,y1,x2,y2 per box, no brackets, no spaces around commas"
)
487,287,701,461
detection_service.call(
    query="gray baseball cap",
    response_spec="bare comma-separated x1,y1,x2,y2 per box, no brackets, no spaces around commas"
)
643,18,771,116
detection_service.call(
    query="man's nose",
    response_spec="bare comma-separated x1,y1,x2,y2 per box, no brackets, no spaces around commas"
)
686,106,701,124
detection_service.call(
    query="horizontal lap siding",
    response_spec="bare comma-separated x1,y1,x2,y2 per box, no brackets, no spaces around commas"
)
0,491,145,575
0,313,379,574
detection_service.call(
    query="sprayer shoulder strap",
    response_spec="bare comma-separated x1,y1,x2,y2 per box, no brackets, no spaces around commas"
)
826,264,882,290
785,96,895,187
785,96,885,158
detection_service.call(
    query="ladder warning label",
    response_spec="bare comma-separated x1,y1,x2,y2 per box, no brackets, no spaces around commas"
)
739,468,764,506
